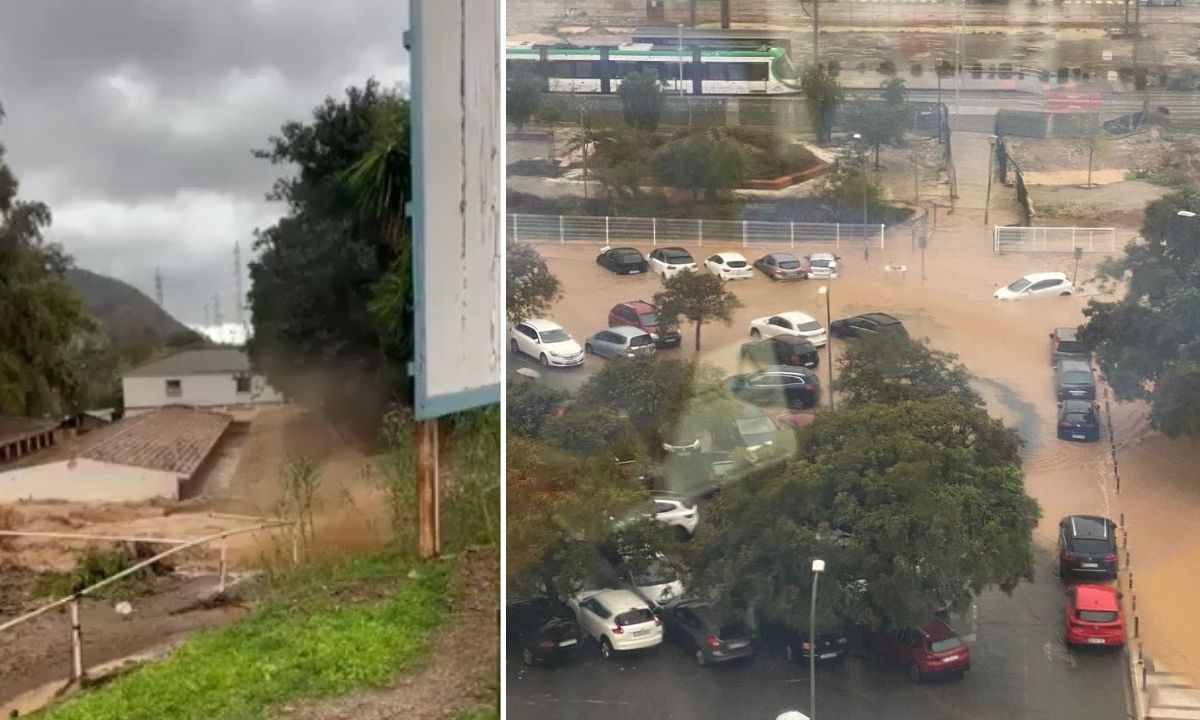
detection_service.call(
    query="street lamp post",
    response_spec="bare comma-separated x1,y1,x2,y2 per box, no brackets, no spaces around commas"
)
851,133,869,260
810,558,826,720
984,134,997,226
818,286,833,411
677,23,684,97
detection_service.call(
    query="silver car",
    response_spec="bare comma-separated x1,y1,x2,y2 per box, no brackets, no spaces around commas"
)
585,326,657,359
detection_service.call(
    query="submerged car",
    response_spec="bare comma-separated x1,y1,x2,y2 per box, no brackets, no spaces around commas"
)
830,312,907,339
994,271,1074,300
648,246,697,279
597,246,649,275
509,319,584,368
1050,326,1090,366
1057,400,1101,442
754,252,808,281
749,311,828,347
569,589,663,659
705,252,754,280
740,335,819,368
1055,359,1096,401
728,366,821,409
805,252,841,279
608,300,682,348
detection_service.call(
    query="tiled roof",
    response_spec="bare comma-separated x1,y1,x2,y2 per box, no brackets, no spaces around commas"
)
0,417,58,445
125,348,250,378
67,408,231,477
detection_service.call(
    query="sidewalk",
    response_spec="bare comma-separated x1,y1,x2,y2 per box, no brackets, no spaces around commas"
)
1134,659,1200,720
948,130,997,211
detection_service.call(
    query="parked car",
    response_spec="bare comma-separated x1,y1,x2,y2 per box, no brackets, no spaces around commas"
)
585,326,656,359
1055,359,1096,400
993,271,1075,300
507,597,583,666
704,252,754,280
1064,584,1125,648
648,246,697,279
864,618,970,682
1057,400,1101,442
608,300,681,348
728,366,821,409
568,588,663,659
779,622,851,664
1058,515,1118,579
660,424,701,454
740,335,819,368
648,451,737,500
648,491,700,538
708,402,780,454
830,312,907,339
613,552,685,607
596,246,649,275
749,311,828,347
509,319,584,368
774,411,817,431
1050,326,1090,366
754,252,808,281
805,252,841,279
660,599,756,667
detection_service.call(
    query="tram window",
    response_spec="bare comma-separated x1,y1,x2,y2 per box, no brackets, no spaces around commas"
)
549,60,572,77
574,61,594,77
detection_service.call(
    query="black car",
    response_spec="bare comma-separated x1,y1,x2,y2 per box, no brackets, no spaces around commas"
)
596,246,649,275
776,622,851,664
1055,359,1096,401
1058,515,1118,579
1057,399,1100,442
740,335,819,368
660,599,756,667
507,597,583,666
754,252,807,281
829,312,907,339
728,366,821,409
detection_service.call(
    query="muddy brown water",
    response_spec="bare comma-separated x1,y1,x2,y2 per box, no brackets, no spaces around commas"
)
528,205,1200,685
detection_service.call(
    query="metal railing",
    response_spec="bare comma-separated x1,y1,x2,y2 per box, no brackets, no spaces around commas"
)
993,226,1117,254
507,214,886,249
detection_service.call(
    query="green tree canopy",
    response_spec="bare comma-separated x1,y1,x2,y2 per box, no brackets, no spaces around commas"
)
506,244,562,324
617,69,666,132
688,398,1039,631
652,132,747,203
652,270,744,352
1080,188,1200,436
836,332,983,408
507,377,566,438
802,65,845,143
507,65,544,130
848,99,913,170
0,103,90,416
824,167,886,224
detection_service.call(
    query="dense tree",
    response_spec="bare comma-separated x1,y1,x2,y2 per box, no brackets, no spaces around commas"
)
565,118,613,201
847,98,913,170
653,270,744,352
652,132,746,203
617,69,666,132
835,332,983,408
506,244,562,324
1080,188,1200,436
507,377,566,438
0,103,90,416
247,80,404,424
507,66,543,130
689,398,1040,631
881,77,909,105
824,166,886,224
802,65,844,143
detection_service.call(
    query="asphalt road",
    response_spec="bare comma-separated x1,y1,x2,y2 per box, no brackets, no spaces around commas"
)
506,547,1128,720
508,347,598,395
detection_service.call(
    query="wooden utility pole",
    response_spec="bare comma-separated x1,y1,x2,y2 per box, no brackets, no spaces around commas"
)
720,0,731,28
416,419,440,558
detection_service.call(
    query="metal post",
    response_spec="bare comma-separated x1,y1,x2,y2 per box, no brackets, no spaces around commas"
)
984,136,996,226
824,289,834,411
879,225,885,250
698,219,703,246
417,419,440,559
813,0,820,66
743,219,748,248
218,540,228,594
71,599,83,682
513,214,519,244
810,568,822,720
677,23,684,96
835,223,840,249
605,216,610,245
292,528,300,564
653,217,658,245
559,215,565,243
790,222,795,249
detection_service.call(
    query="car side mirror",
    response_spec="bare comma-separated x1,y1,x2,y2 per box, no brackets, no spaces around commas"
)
1049,333,1054,339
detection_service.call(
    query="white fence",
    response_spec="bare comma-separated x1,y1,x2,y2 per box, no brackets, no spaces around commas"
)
507,214,887,249
993,226,1118,254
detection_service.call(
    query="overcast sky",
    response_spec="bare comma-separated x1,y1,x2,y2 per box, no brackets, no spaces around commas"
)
0,0,409,325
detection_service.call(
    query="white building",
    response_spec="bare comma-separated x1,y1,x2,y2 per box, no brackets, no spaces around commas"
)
0,407,231,503
122,348,284,418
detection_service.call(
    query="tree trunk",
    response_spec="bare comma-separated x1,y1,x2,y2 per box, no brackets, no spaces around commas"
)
1087,148,1094,187
874,144,881,170
694,321,702,352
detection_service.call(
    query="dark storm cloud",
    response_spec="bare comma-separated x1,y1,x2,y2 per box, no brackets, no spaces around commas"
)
0,0,408,323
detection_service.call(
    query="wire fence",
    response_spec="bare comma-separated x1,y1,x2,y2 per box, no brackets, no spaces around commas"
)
506,214,887,249
993,226,1117,254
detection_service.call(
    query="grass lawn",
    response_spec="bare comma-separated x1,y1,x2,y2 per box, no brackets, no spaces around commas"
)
36,551,449,720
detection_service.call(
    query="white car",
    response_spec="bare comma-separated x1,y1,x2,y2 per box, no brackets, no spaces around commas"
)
569,588,663,659
748,311,828,347
806,252,841,279
509,318,584,367
616,553,686,608
993,271,1075,300
650,491,699,537
648,246,698,279
704,252,754,280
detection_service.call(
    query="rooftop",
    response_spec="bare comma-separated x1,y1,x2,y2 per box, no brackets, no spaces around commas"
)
125,348,251,378
0,417,58,445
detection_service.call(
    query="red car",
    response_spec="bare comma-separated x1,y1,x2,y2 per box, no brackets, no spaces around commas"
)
865,618,970,682
1064,584,1124,648
774,411,816,430
608,301,681,348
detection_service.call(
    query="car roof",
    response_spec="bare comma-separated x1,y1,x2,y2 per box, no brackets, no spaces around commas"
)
773,310,818,323
607,246,640,253
1060,399,1094,412
522,318,564,331
715,251,747,260
766,335,814,346
606,325,651,338
1063,514,1113,538
659,245,690,253
1019,271,1069,282
619,300,656,313
581,588,650,608
760,365,816,377
1059,359,1092,371
859,312,900,324
1054,327,1080,339
763,251,798,260
1073,583,1119,611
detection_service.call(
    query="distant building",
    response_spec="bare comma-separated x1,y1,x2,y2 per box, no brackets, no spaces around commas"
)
0,417,61,467
0,407,232,503
122,348,284,418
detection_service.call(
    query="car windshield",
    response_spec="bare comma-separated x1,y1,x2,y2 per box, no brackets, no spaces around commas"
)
1065,412,1094,423
1062,371,1093,384
639,312,659,326
737,417,777,437
778,259,801,269
540,329,570,343
1058,341,1087,354
726,259,747,268
617,251,641,263
930,636,963,653
664,251,692,263
1078,610,1119,623
629,335,653,347
810,258,831,268
1007,278,1032,292
796,321,823,332
615,608,655,627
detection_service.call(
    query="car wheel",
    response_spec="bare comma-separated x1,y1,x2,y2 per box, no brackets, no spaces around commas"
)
509,339,519,355
584,343,594,355
522,647,535,666
1060,291,1072,296
907,664,923,683
695,650,708,667
750,328,761,338
600,638,615,660
539,354,549,367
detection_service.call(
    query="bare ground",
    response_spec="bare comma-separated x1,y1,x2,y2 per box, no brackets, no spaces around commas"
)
271,549,499,720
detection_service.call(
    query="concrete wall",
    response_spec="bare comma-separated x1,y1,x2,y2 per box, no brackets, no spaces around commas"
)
0,458,179,503
122,372,283,413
